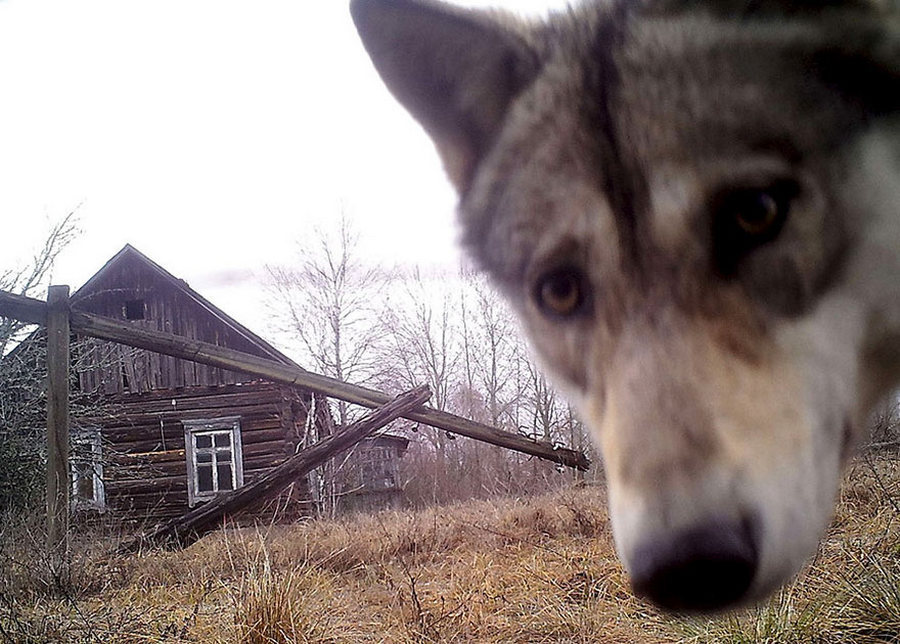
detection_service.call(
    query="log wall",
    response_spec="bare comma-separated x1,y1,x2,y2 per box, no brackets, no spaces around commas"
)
92,382,315,524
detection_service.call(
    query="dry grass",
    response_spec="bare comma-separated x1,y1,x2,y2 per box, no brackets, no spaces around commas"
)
1,457,897,643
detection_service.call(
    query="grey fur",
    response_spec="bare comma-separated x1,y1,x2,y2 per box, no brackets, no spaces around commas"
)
352,0,900,611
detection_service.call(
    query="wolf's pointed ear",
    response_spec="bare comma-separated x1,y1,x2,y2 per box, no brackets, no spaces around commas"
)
351,0,539,193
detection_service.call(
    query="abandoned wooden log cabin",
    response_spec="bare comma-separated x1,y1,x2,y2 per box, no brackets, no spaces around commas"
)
39,244,408,523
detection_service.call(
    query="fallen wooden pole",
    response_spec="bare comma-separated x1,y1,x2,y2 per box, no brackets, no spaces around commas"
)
0,290,589,470
120,385,432,552
70,308,589,469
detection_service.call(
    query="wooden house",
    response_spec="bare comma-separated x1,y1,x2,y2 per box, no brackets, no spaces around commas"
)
62,245,405,524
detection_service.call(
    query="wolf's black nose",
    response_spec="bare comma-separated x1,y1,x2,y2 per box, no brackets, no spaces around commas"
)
630,518,758,612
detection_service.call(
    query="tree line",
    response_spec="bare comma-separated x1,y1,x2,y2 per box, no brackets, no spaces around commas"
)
263,216,598,509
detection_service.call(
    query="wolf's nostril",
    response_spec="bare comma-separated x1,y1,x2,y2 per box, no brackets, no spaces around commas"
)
630,517,758,612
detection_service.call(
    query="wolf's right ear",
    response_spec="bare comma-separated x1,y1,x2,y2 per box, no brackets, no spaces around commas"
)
350,0,539,193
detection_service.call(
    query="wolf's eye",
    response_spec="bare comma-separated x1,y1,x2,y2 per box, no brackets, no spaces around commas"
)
717,182,795,241
712,180,798,275
733,192,780,235
534,267,590,318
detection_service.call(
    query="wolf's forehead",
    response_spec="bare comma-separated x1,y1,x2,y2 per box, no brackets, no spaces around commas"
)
615,19,859,162
461,11,869,292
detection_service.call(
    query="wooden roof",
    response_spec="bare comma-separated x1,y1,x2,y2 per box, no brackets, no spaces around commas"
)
71,244,296,367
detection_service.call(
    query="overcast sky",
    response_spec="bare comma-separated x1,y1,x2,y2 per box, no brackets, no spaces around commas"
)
0,0,567,340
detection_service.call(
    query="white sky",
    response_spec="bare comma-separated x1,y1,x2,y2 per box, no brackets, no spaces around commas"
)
0,0,567,340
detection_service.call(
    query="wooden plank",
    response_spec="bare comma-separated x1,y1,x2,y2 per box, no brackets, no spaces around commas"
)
109,472,187,488
102,422,184,443
112,437,186,454
110,449,186,465
114,381,277,400
102,426,282,452
243,439,290,458
99,410,281,437
68,308,589,470
119,391,283,412
243,454,289,470
107,490,188,506
112,455,289,484
119,385,432,552
0,289,47,325
46,285,70,551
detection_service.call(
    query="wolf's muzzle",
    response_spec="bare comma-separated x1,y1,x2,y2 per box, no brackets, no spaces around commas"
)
630,515,759,612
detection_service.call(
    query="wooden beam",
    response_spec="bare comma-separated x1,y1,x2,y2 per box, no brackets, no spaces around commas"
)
68,308,589,470
121,385,432,552
46,285,70,551
0,289,590,470
0,289,47,325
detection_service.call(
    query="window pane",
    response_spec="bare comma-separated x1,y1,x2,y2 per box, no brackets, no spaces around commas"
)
217,464,233,491
196,452,212,463
196,435,212,449
214,433,230,447
124,299,145,320
197,465,213,492
75,467,94,499
218,450,232,463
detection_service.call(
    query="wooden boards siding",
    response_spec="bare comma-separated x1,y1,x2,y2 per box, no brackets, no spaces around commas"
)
71,248,290,395
93,382,312,524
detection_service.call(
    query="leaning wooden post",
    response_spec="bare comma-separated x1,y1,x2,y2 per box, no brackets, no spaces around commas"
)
46,285,71,552
120,385,432,553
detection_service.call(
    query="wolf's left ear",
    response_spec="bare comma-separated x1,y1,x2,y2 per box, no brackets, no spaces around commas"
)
351,0,539,193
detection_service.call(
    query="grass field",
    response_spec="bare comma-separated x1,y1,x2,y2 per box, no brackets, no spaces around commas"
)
1,456,898,643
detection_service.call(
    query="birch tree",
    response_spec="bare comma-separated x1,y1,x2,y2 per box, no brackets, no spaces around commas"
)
265,214,386,427
379,269,460,454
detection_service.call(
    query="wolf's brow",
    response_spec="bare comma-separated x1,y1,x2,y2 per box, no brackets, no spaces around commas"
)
583,0,651,277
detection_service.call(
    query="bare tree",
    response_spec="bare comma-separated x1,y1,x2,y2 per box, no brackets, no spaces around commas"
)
381,271,458,399
265,213,386,427
265,213,391,517
0,212,80,513
0,211,80,357
524,360,558,443
460,274,520,429
378,269,592,504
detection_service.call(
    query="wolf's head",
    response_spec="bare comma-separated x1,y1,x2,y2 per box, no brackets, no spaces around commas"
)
351,0,900,611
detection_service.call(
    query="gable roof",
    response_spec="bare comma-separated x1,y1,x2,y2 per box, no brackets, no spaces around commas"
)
71,244,297,367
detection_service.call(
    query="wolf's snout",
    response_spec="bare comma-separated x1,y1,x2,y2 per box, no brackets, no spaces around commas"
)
630,517,758,612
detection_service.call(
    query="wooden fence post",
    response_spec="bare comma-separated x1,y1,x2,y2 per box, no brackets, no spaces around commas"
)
46,285,70,551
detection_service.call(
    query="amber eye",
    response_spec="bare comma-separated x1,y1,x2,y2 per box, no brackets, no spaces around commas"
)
712,180,798,276
718,182,795,242
534,267,589,318
733,191,780,235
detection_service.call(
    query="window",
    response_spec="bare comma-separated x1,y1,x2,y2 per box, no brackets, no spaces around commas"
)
124,299,145,320
71,427,105,511
357,445,399,491
184,417,243,507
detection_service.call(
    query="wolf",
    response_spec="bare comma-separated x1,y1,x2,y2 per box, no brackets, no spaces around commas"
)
350,0,900,612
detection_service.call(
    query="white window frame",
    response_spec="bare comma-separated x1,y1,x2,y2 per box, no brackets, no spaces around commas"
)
71,427,105,512
183,416,244,507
